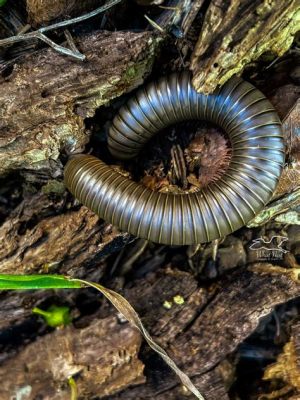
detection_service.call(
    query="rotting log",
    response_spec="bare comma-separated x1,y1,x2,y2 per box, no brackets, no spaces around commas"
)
0,30,159,176
247,97,300,228
169,267,300,375
0,315,144,399
1,266,300,399
0,190,132,331
0,193,132,275
154,0,205,35
190,0,300,93
261,320,300,397
0,3,299,400
275,99,300,198
108,266,300,399
182,0,205,35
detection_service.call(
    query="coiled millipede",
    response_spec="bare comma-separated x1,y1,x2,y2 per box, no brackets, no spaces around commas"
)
64,72,285,245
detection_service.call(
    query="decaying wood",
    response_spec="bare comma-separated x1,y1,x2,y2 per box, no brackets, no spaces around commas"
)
247,97,300,228
0,315,144,399
154,0,204,36
0,0,125,60
0,30,159,176
0,0,27,39
274,99,300,200
182,0,205,35
0,1,299,399
282,100,300,163
26,0,105,26
0,1,38,71
247,188,300,228
190,0,300,93
118,371,230,400
107,266,300,399
0,193,131,275
169,267,300,374
1,265,300,399
261,320,300,398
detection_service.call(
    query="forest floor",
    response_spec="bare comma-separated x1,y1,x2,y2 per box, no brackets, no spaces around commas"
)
0,1,299,399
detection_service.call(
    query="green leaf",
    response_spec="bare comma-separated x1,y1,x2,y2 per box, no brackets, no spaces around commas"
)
0,0,7,7
0,274,82,290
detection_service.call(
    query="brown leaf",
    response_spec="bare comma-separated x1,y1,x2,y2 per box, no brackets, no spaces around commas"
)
74,278,205,400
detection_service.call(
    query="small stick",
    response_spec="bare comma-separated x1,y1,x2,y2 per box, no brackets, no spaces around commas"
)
0,0,122,60
64,29,85,60
37,31,85,60
17,24,31,35
120,239,149,275
144,14,165,33
211,239,219,262
158,5,180,11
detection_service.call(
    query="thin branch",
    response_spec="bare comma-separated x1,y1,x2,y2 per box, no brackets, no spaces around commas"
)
37,32,85,61
144,14,165,33
64,29,85,60
0,0,122,60
17,24,31,35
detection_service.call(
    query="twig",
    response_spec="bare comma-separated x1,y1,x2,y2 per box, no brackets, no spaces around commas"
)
265,55,280,70
211,239,219,262
64,29,85,60
120,239,148,275
37,31,85,61
158,5,180,11
144,14,165,33
16,24,31,35
0,0,122,60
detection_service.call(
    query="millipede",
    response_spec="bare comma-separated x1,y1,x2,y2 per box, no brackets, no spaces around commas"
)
64,72,285,245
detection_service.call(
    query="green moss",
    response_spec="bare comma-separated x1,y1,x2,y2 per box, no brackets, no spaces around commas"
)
275,211,300,225
193,1,300,93
126,65,137,79
0,35,162,176
41,180,65,195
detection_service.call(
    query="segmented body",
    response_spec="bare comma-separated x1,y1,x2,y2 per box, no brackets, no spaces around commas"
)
64,72,284,245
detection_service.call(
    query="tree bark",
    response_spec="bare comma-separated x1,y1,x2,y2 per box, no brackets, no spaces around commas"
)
0,315,144,399
0,30,159,176
0,265,300,399
190,0,300,93
0,193,132,275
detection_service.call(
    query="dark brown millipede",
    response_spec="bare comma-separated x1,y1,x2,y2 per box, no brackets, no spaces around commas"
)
64,72,285,245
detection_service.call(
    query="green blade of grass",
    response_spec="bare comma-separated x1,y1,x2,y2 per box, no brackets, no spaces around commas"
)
0,274,82,290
